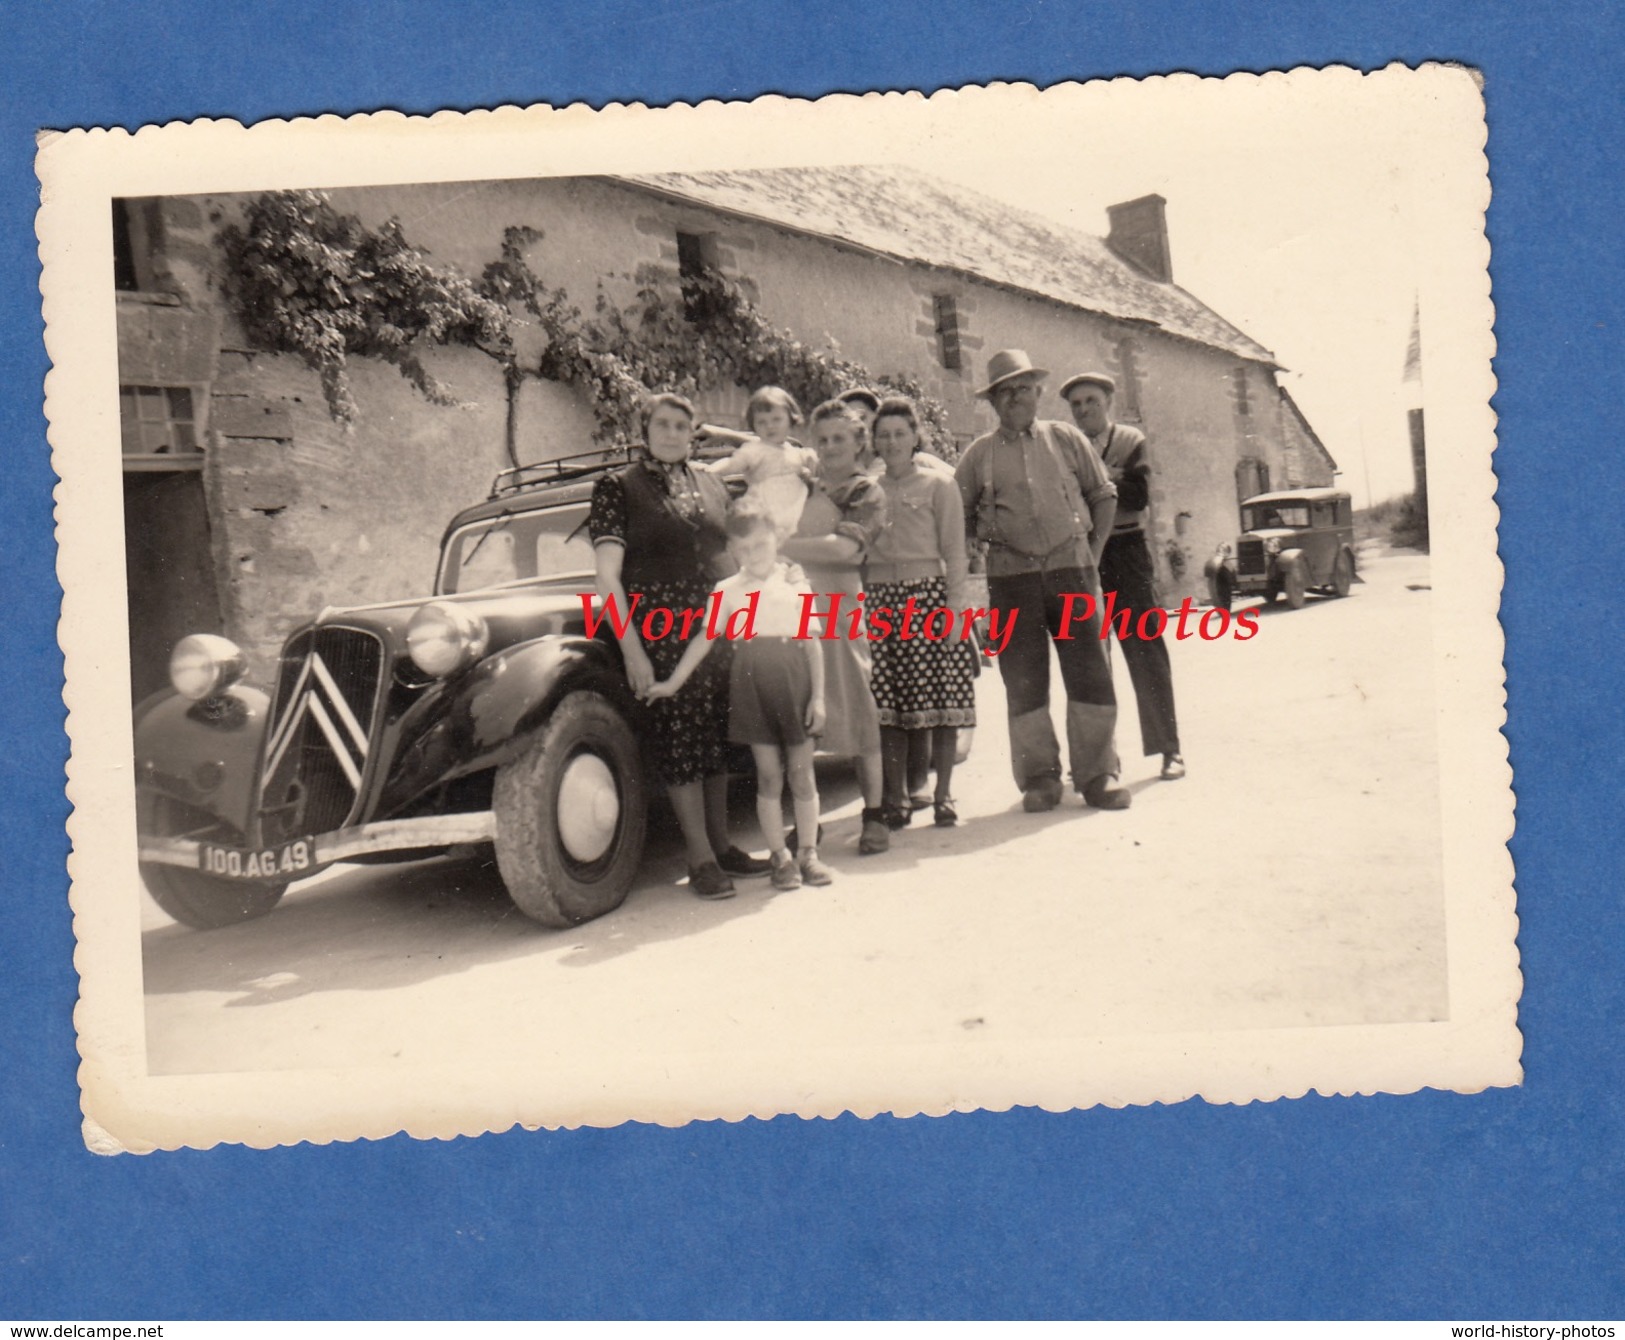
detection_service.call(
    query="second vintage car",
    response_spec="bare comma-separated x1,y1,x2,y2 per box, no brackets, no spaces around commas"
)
1203,487,1358,611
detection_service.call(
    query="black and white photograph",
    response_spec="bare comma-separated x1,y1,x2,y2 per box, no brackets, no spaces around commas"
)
44,69,1516,1151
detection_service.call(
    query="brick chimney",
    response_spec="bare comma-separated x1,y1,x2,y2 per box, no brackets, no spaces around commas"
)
1105,194,1172,283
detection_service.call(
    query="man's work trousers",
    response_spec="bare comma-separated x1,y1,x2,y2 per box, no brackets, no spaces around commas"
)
988,565,1118,794
1099,531,1181,759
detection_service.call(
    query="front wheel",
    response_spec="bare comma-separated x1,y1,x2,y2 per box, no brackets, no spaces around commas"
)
493,690,648,928
137,793,287,930
1283,562,1308,610
1331,549,1354,597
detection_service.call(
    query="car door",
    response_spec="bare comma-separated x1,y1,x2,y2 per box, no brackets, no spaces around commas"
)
1305,501,1340,583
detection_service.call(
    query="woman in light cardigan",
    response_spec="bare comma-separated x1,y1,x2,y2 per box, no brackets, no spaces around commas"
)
865,397,977,828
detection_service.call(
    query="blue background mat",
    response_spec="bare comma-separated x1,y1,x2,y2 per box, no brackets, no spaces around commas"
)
4,1,1620,1319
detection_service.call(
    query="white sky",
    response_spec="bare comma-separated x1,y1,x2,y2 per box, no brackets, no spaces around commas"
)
903,74,1451,507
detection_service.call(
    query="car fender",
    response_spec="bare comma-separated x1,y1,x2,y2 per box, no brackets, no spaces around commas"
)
1202,551,1235,583
133,685,272,835
1276,548,1308,575
377,634,636,816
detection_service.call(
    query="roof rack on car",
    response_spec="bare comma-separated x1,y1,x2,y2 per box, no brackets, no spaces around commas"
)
488,426,746,499
489,446,637,498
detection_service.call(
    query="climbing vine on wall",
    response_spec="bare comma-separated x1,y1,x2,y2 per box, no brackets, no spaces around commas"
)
219,193,952,456
480,231,952,454
219,191,510,424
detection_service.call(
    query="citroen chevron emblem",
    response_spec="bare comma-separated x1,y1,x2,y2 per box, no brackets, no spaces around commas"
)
263,650,371,790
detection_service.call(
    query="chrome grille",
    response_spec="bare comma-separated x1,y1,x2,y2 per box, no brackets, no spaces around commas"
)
259,626,385,843
1237,539,1268,578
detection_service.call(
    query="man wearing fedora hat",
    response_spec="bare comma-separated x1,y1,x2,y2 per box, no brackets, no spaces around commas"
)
1060,372,1185,781
956,350,1130,812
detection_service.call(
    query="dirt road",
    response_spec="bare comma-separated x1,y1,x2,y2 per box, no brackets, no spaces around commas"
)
142,548,1445,1076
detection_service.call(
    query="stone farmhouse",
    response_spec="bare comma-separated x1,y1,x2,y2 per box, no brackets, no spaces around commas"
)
116,165,1336,696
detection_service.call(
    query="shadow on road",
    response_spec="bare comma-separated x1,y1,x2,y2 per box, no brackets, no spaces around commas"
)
141,750,1158,1002
144,767,851,1002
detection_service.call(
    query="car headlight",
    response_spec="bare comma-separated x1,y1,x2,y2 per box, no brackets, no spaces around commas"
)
1264,537,1282,556
169,634,248,702
406,603,489,678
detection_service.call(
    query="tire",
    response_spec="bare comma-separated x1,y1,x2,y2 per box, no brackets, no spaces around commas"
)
137,793,287,930
493,689,648,928
1283,562,1308,609
1210,569,1234,612
1261,579,1280,605
1331,549,1354,597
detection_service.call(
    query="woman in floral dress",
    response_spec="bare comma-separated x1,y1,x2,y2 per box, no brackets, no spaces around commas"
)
587,392,768,900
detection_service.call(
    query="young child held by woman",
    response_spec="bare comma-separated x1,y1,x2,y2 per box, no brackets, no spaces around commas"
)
705,385,818,540
644,499,834,891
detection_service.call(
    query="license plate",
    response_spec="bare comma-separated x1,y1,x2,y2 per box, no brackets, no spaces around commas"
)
198,839,314,880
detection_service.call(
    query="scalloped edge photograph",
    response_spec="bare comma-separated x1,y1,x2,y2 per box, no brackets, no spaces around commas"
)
41,66,1517,1153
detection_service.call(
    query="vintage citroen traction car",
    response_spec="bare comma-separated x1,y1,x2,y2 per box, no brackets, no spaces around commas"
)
135,450,660,932
1203,487,1357,611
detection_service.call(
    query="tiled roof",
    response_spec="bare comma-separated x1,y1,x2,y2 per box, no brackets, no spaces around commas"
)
620,165,1276,365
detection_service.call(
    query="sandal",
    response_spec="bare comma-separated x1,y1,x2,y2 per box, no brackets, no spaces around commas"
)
881,803,913,831
933,798,958,828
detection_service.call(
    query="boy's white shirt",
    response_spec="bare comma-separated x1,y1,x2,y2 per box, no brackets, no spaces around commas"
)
713,560,813,639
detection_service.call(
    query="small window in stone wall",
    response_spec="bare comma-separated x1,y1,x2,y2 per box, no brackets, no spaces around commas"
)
1232,365,1252,417
1114,336,1143,420
676,230,722,322
1236,456,1270,503
121,385,201,466
933,294,963,371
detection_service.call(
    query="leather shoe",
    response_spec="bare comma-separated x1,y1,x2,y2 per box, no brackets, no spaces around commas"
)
1160,753,1186,781
688,861,736,900
1021,780,1064,812
716,845,771,877
1081,777,1132,810
858,808,891,854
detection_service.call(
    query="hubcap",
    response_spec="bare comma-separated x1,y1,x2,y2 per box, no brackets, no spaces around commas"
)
556,752,620,864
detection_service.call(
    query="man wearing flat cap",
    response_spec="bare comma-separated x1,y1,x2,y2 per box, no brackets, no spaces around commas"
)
1061,373,1185,780
956,350,1129,812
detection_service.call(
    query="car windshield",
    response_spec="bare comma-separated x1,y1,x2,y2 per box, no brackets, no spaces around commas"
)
1245,503,1311,530
439,503,594,594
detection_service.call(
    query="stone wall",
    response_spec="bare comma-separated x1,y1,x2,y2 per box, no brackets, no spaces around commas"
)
202,344,510,678
1278,390,1339,490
